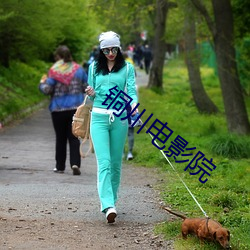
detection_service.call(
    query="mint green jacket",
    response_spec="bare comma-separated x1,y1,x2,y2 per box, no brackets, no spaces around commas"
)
87,62,138,109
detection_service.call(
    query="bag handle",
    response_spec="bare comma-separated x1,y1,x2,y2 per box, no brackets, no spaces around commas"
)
79,94,94,158
83,94,88,105
79,134,94,158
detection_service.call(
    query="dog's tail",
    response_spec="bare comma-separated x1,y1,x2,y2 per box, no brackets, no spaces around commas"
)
161,206,187,220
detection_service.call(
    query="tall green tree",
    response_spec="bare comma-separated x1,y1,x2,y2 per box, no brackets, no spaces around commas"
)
148,0,177,89
191,0,250,134
0,0,98,67
184,1,218,114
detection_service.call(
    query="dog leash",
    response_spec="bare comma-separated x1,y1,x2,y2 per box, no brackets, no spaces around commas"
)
140,122,209,218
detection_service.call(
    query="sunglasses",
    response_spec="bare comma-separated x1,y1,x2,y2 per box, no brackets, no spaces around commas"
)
102,47,119,55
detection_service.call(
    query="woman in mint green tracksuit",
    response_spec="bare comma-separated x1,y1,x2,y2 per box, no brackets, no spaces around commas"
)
86,31,138,223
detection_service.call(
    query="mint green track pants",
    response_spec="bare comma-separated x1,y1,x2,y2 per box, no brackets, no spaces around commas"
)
90,111,128,212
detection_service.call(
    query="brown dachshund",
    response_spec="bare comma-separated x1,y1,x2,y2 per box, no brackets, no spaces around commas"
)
162,207,231,249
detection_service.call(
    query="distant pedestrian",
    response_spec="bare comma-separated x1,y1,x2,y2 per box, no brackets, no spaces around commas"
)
86,46,99,71
85,31,138,223
134,45,144,69
143,44,152,74
39,45,88,175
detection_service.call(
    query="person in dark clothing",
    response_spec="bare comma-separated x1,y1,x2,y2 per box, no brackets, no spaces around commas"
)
143,44,152,74
39,45,88,175
134,45,144,69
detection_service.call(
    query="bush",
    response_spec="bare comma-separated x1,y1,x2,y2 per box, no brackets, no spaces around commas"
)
209,134,250,158
210,191,237,209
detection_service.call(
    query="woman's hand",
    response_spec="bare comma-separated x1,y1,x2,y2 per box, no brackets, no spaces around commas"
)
40,74,47,84
85,86,95,97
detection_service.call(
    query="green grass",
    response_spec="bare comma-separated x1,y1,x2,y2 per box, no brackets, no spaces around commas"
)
209,134,250,159
0,60,50,123
127,58,250,250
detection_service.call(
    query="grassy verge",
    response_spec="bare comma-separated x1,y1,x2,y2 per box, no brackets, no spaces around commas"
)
0,60,50,125
127,58,250,250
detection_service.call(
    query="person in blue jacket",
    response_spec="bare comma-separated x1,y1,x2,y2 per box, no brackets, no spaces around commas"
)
39,45,88,175
86,31,138,223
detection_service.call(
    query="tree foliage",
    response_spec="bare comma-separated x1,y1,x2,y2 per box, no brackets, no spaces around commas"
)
0,0,249,134
232,0,250,95
0,0,99,67
232,0,250,39
91,0,155,46
164,2,184,44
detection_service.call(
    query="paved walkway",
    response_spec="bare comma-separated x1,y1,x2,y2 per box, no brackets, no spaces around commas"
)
135,68,149,88
0,71,174,249
0,106,164,224
0,68,152,223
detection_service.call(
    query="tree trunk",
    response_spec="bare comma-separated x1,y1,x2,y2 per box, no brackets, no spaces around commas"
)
147,0,168,89
212,0,250,134
184,4,218,114
191,0,250,134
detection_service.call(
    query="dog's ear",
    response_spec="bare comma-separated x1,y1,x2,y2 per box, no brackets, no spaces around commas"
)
227,230,230,240
213,231,217,240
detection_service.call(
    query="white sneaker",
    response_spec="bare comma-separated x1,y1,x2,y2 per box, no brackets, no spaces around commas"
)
127,152,133,160
53,168,64,173
105,207,117,223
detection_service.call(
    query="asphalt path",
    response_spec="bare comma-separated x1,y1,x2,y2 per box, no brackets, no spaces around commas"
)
0,106,166,223
0,69,172,249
